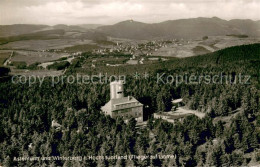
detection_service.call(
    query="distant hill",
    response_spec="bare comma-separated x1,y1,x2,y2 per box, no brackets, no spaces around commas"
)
97,17,260,39
0,24,103,37
52,24,87,32
77,24,103,29
1,17,259,40
0,29,66,45
0,28,107,45
0,24,49,37
97,20,152,39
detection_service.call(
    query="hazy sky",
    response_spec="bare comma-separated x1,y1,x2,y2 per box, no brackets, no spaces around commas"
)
0,0,259,25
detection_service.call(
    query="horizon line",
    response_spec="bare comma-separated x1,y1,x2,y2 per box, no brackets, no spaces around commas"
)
0,16,259,26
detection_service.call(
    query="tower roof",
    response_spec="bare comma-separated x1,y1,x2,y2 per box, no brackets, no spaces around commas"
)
110,80,124,85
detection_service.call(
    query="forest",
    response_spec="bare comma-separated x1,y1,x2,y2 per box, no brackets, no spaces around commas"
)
0,44,259,166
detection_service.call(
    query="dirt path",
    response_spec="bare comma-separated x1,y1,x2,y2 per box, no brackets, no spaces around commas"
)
3,51,13,66
198,44,216,52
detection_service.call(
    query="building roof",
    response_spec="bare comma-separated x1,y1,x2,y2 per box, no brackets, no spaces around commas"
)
126,60,138,65
110,80,124,85
102,96,143,112
154,112,192,120
111,96,138,105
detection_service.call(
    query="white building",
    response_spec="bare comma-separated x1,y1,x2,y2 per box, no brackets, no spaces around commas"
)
101,81,143,122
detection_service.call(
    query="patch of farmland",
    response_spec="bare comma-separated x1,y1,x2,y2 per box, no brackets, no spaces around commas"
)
63,44,101,52
201,36,260,50
0,39,94,51
192,46,211,55
10,51,70,65
153,41,199,57
0,51,11,65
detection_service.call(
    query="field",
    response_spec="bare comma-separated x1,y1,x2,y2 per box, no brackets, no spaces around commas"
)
9,50,70,65
153,41,199,57
0,51,11,65
199,36,260,50
0,39,95,51
151,36,260,57
192,46,211,55
63,44,101,52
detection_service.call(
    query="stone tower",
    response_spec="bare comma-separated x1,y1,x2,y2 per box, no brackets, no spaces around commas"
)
110,80,124,99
